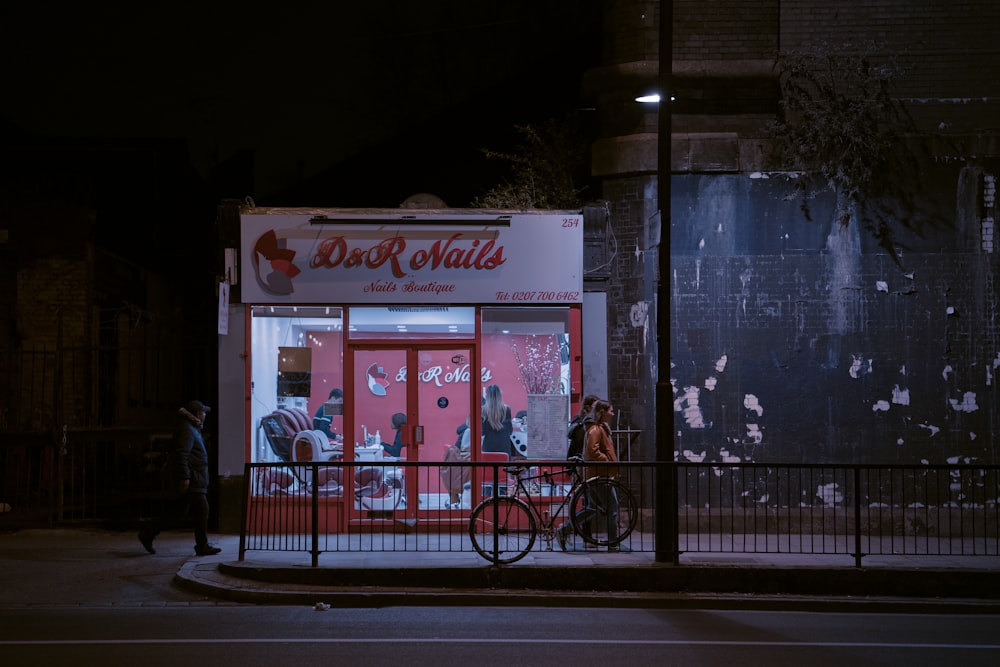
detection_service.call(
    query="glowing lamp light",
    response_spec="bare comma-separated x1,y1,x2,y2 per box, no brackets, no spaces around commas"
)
635,94,675,103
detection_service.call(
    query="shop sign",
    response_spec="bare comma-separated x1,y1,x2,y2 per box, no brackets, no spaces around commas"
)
240,213,583,304
364,362,494,396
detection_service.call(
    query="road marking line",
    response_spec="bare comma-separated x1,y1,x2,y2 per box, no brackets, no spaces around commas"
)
1,638,998,649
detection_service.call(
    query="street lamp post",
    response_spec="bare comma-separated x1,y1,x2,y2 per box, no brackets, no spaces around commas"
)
654,0,678,564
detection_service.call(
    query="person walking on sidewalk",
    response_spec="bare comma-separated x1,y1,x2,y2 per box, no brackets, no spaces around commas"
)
583,399,628,552
557,394,598,550
139,400,221,556
566,394,599,461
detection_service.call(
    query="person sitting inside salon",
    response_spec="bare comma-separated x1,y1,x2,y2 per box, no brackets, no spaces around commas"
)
381,412,407,457
314,388,344,440
441,416,472,508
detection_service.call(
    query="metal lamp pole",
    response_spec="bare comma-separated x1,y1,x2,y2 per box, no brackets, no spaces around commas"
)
654,0,678,564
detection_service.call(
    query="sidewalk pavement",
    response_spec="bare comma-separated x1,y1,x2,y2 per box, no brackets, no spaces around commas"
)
190,536,1000,611
3,527,999,611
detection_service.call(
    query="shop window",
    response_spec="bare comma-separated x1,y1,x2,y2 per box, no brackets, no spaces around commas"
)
250,306,345,466
347,306,475,340
480,307,572,460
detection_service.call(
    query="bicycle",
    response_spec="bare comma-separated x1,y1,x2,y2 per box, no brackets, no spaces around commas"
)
468,457,637,564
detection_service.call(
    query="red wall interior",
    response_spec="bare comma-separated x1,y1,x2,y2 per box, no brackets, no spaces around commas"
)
305,332,562,458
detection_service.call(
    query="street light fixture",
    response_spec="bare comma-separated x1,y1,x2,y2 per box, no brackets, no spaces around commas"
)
634,93,675,103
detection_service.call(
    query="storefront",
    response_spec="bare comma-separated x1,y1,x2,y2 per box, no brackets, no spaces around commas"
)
227,207,584,529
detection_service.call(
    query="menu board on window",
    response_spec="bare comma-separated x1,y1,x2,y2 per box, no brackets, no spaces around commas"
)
526,394,570,460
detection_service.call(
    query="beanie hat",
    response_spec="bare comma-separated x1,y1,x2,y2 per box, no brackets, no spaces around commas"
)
183,400,211,414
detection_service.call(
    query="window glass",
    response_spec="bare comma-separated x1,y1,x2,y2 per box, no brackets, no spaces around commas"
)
250,306,345,468
480,307,571,460
347,306,475,340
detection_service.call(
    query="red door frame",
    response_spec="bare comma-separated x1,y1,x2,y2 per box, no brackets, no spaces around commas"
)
344,340,478,525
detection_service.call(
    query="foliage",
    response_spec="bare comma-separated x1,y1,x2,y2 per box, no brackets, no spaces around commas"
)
767,41,932,259
472,115,589,209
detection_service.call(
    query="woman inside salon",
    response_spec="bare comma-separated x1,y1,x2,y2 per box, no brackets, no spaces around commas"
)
481,384,516,458
381,412,407,458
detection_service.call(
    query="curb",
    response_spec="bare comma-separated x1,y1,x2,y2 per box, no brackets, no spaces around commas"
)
217,559,1000,598
174,561,1000,612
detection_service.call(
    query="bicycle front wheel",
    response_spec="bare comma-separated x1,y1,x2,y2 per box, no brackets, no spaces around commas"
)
468,497,537,564
569,478,637,547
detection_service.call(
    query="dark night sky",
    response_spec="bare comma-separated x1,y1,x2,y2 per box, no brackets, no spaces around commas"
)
1,2,603,207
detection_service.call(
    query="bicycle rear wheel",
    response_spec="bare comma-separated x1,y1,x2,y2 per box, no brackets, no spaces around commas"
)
468,497,537,564
569,478,637,547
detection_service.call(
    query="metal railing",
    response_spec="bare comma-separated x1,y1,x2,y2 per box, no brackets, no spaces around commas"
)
240,460,1000,567
0,339,213,525
675,462,1000,566
0,427,175,525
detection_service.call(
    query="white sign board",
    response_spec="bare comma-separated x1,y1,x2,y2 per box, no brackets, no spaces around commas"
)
217,280,229,335
239,212,583,304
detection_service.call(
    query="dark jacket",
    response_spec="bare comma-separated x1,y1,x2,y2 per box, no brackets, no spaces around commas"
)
313,405,335,438
566,414,594,459
454,423,468,448
173,416,210,494
482,406,514,457
381,429,405,458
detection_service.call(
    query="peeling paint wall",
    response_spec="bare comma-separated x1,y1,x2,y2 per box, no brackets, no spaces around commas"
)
594,0,1000,469
670,167,1000,465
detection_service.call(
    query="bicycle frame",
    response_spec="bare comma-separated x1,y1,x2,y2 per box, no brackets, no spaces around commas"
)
468,457,637,564
504,464,582,543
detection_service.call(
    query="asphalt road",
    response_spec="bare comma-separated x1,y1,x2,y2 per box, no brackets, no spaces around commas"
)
2,528,999,666
1,605,999,667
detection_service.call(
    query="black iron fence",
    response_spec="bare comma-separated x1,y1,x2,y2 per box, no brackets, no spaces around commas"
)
0,340,212,526
675,462,1000,566
5,418,998,568
240,459,1000,567
0,427,175,525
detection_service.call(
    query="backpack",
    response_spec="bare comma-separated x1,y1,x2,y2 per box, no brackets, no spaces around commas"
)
566,417,587,460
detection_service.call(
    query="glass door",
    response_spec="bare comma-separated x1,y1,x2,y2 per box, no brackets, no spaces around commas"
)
349,344,475,523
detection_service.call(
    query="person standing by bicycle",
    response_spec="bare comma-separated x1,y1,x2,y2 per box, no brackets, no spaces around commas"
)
583,399,629,552
468,397,637,564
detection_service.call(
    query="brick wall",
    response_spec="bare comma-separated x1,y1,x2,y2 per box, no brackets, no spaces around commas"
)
674,0,779,62
599,175,659,437
779,1,1000,132
592,0,1000,464
602,0,660,65
666,168,1000,464
16,258,91,349
10,257,91,430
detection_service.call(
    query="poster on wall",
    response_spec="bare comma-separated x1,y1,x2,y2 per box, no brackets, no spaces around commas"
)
239,212,583,305
526,394,570,460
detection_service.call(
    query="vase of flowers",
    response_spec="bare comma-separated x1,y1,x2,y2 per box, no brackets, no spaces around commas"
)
511,334,570,458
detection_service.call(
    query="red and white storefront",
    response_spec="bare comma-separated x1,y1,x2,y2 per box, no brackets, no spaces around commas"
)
221,207,585,529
